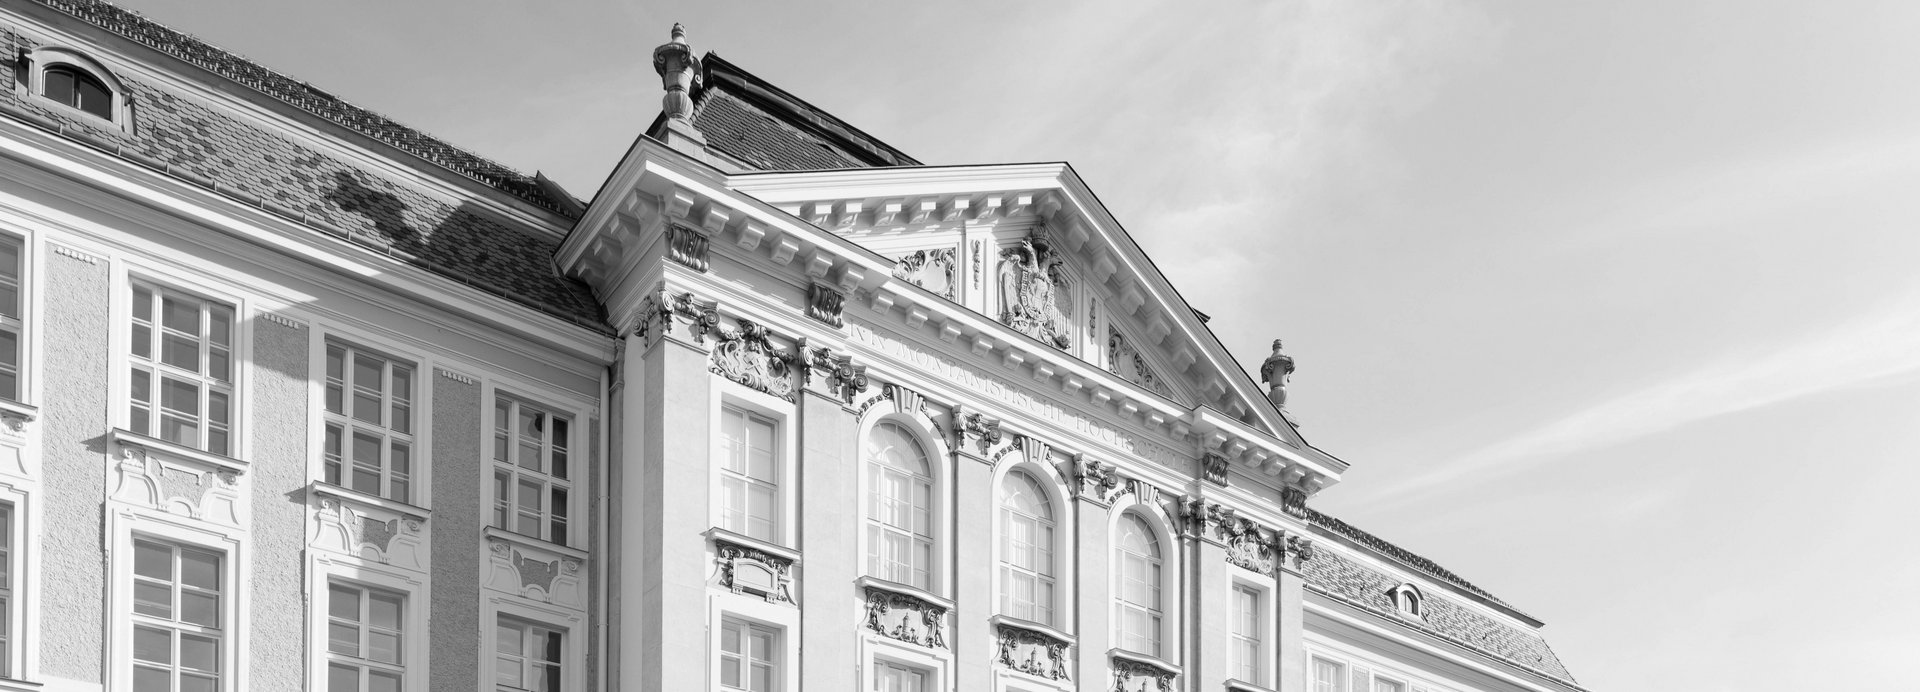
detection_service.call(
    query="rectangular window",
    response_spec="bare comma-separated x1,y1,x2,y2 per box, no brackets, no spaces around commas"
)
494,617,562,692
719,619,776,692
1312,657,1345,692
0,504,11,679
717,405,778,542
0,236,21,402
873,660,927,692
493,398,572,545
324,344,415,502
1232,584,1261,683
130,539,224,692
1374,679,1405,692
327,582,405,692
129,283,235,455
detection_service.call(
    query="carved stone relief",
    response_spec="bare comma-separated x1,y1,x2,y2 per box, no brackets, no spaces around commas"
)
483,537,586,607
1107,327,1172,397
1201,453,1229,487
1069,456,1121,504
799,342,869,404
714,538,795,604
807,283,845,328
110,444,243,527
892,248,957,300
665,223,710,272
630,289,718,345
997,230,1072,349
994,621,1072,682
1110,655,1177,692
309,492,425,571
709,318,795,401
862,584,948,649
954,407,1005,456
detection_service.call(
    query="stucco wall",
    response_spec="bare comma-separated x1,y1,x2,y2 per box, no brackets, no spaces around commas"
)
39,244,107,683
246,314,310,690
429,369,482,692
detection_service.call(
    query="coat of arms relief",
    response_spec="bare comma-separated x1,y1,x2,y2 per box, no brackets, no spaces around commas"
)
997,230,1074,350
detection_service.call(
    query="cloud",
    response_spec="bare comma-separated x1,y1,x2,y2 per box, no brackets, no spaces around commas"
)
1365,289,1920,504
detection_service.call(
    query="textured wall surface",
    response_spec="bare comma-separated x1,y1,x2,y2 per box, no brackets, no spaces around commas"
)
246,315,310,690
1302,548,1576,683
429,370,482,692
40,244,108,682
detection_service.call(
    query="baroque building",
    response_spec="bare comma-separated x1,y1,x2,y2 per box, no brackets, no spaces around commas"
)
0,3,1585,692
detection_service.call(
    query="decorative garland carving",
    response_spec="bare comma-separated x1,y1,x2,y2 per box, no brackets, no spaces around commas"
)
994,621,1072,681
631,289,718,343
862,585,948,649
1201,453,1229,487
1178,498,1316,574
1111,655,1176,692
665,223,710,272
807,282,845,328
708,318,795,401
892,248,957,300
972,240,982,290
714,537,795,604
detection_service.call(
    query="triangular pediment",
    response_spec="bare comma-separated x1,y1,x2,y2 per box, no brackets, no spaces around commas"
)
727,164,1308,448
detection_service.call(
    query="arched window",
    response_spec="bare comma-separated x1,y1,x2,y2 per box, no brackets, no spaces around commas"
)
42,65,113,120
1115,512,1163,657
1390,584,1424,618
999,470,1055,624
866,420,934,590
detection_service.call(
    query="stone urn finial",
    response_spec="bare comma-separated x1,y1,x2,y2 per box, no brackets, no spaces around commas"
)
1259,338,1294,413
653,22,701,121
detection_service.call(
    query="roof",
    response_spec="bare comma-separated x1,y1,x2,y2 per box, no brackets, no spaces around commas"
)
20,0,584,217
0,1,607,330
658,52,921,172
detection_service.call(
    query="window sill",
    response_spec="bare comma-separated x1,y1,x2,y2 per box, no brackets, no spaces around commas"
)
0,398,37,431
855,575,954,612
111,427,247,475
988,614,1074,648
1226,679,1277,692
484,525,588,562
0,676,45,692
1108,648,1182,679
704,527,800,563
310,481,429,522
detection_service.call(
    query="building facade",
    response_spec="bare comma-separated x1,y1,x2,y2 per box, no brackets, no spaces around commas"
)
0,2,1584,692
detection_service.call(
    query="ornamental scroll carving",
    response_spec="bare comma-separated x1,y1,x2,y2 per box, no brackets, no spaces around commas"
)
994,621,1072,682
1180,498,1314,574
1111,655,1176,692
1070,456,1121,504
665,223,710,272
954,406,1004,455
1280,486,1308,518
997,230,1072,350
709,318,795,401
893,248,957,300
714,537,794,604
1201,453,1229,487
799,343,869,404
807,283,845,328
631,289,718,344
1107,328,1172,397
862,584,948,650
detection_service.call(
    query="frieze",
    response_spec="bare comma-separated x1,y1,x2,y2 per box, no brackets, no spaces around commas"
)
110,435,244,527
861,580,949,650
709,318,796,401
893,247,957,300
807,282,845,328
848,322,1188,469
1179,498,1314,574
309,487,427,571
997,229,1072,349
665,222,710,272
993,618,1072,682
713,534,796,604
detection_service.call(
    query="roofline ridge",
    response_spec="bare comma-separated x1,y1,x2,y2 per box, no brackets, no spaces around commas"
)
24,0,580,218
1304,507,1526,614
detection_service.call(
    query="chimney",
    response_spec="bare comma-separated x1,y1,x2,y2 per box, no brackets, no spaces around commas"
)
652,23,709,157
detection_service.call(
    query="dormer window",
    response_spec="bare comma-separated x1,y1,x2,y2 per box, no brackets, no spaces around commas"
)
1388,583,1424,618
42,65,113,120
16,47,133,131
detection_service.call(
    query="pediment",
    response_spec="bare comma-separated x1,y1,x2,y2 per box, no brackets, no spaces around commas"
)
727,165,1303,448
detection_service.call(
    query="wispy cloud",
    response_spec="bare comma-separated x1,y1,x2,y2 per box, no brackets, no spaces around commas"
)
1365,288,1920,504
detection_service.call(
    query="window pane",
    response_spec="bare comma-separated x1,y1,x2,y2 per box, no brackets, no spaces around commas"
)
43,68,75,106
133,625,172,663
132,665,171,692
180,633,218,671
327,664,357,692
371,592,403,629
328,585,359,620
134,541,172,580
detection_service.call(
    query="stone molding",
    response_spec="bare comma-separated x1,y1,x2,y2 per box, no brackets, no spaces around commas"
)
707,528,798,605
665,222,710,272
483,526,588,608
797,339,869,404
308,482,428,571
109,428,246,527
858,576,951,650
807,282,845,328
892,247,957,300
1108,649,1180,692
627,287,720,348
1201,452,1229,487
708,317,796,401
991,615,1074,682
0,399,37,442
1180,497,1315,575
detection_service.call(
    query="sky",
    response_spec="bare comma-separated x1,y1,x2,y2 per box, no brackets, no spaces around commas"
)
105,0,1920,688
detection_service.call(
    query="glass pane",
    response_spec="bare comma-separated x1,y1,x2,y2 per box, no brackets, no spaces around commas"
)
327,663,358,692
161,333,198,371
44,68,75,107
181,590,219,628
541,630,562,662
133,625,172,663
368,630,400,664
180,549,219,590
369,670,401,692
495,655,520,687
134,541,171,579
180,633,218,671
328,622,358,656
132,665,171,692
75,72,112,119
179,675,216,692
328,585,359,620
209,348,230,382
496,622,520,654
161,295,199,334
371,592,403,629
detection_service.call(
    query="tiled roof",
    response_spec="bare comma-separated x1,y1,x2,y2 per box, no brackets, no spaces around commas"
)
1305,507,1511,608
20,0,582,217
0,21,608,330
1302,546,1582,687
678,53,920,172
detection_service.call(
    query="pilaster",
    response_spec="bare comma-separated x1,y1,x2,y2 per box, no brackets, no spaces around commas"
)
798,343,861,691
626,319,714,692
951,406,1003,690
1275,537,1315,692
1070,455,1116,686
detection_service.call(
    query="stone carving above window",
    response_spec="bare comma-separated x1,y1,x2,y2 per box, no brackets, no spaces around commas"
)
807,282,845,328
711,531,796,604
309,483,427,571
893,247,957,300
799,341,869,404
1180,498,1315,575
1107,327,1172,397
998,230,1072,350
665,222,710,272
484,527,587,608
860,577,950,650
1109,650,1179,692
993,616,1073,682
109,430,245,528
708,318,795,401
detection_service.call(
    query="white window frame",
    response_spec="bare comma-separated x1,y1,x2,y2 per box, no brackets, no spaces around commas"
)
324,579,408,692
306,324,436,513
105,508,247,692
489,393,577,548
1305,646,1459,692
709,381,792,547
708,592,800,692
717,617,779,692
1112,509,1169,660
0,494,30,685
1230,581,1265,686
321,339,419,503
14,47,136,132
482,595,585,692
125,279,239,457
108,262,251,467
492,615,564,692
859,413,946,593
0,231,26,404
994,463,1070,628
306,553,428,692
1310,655,1346,692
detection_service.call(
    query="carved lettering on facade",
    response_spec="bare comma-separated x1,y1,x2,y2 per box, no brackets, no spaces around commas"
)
807,282,845,328
665,223,710,271
862,584,948,649
997,229,1072,350
994,621,1072,682
709,318,795,401
893,247,957,300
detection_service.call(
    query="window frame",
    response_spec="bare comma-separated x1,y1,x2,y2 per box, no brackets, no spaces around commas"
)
105,511,246,692
0,232,26,404
16,47,135,131
492,614,565,692
714,400,782,545
125,279,239,457
1113,510,1168,659
321,339,419,504
995,465,1064,627
718,617,779,692
862,417,940,592
489,393,577,548
324,579,409,692
1230,581,1265,686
